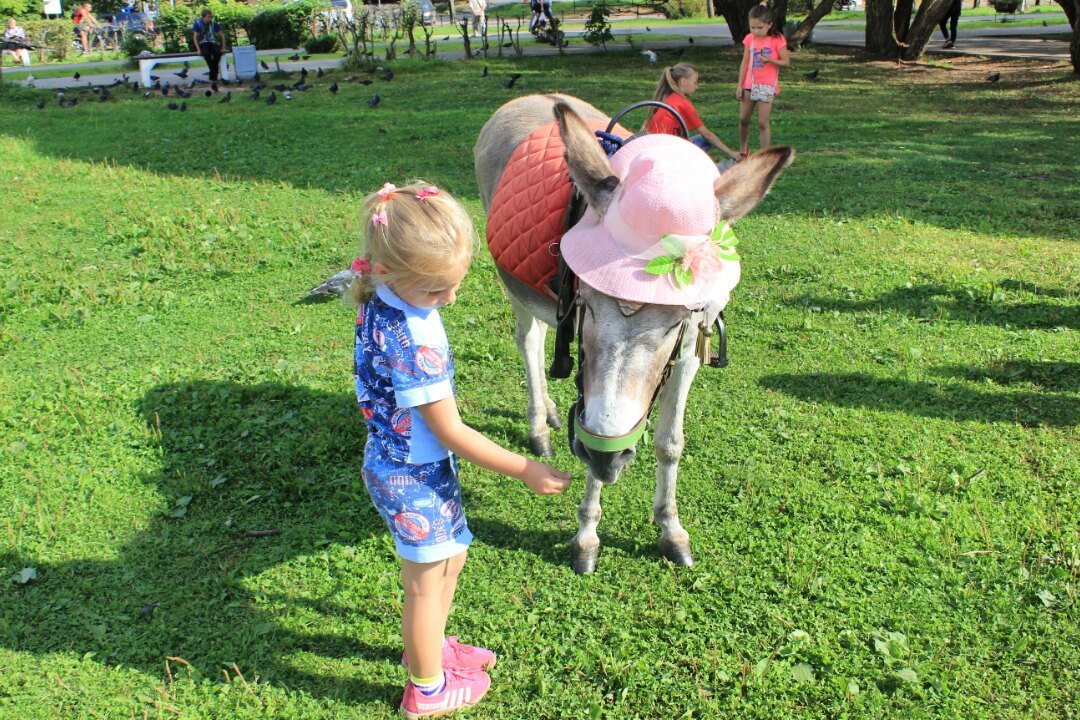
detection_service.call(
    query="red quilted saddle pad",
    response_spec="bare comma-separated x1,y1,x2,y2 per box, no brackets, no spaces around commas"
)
487,118,625,298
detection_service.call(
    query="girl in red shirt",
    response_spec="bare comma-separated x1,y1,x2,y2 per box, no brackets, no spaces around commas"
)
644,63,741,163
737,4,790,159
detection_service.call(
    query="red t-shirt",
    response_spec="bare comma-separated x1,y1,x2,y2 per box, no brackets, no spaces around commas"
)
73,8,87,24
645,92,702,137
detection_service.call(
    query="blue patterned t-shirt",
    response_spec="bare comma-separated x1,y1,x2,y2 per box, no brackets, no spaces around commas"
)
354,284,455,465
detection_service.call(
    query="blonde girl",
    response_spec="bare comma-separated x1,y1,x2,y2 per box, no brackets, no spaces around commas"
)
349,181,572,720
736,4,790,158
644,63,741,162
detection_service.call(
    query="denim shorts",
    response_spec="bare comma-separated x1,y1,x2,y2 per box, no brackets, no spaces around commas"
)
363,451,472,564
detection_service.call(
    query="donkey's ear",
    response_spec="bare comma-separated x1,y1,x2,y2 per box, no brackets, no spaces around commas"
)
713,146,795,222
554,102,618,216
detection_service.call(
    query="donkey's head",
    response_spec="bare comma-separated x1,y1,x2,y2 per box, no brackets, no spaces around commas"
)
553,102,793,484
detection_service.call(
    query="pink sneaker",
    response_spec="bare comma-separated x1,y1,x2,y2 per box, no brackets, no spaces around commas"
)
400,666,490,720
402,636,497,673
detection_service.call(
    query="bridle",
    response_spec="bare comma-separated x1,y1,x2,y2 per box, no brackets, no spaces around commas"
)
548,101,730,455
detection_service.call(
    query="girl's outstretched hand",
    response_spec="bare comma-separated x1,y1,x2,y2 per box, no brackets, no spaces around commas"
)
521,459,573,495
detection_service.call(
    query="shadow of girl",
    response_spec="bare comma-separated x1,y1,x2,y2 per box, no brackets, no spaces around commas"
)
3,380,403,708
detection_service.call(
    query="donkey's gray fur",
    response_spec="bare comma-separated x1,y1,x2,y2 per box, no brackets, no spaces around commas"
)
475,94,793,573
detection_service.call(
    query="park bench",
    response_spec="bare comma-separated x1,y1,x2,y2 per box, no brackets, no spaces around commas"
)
138,51,233,87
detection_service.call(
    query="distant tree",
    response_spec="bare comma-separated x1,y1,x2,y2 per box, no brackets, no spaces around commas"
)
1052,0,1078,74
788,0,840,51
865,0,956,60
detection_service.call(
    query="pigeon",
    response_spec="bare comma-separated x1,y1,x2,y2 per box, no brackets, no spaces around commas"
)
317,67,324,78
149,74,160,81
481,66,488,78
92,86,102,94
987,72,1001,83
23,74,35,86
1042,20,1048,26
167,101,178,110
442,35,450,42
688,36,694,44
641,50,658,64
161,85,170,96
288,53,300,61
219,91,232,103
503,73,522,89
36,100,45,109
359,79,373,85
177,67,189,79
260,60,269,70
250,82,265,92
179,101,187,111
343,75,356,82
300,67,308,78
501,41,513,48
803,69,819,80
284,91,292,100
307,268,357,296
151,80,161,90
329,81,339,94
176,89,191,98
380,69,393,81
205,90,212,97
131,82,139,93
645,25,651,31
250,89,261,101
254,72,261,82
367,94,380,107
73,71,81,80
273,84,288,91
266,91,277,105
143,91,153,98
301,54,310,60
211,82,218,93
183,60,190,68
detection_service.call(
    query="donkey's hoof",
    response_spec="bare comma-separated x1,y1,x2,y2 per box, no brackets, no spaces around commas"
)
546,410,562,430
529,435,553,458
572,547,598,575
659,539,694,567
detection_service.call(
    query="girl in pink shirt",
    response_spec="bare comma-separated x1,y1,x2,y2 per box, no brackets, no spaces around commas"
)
736,3,790,159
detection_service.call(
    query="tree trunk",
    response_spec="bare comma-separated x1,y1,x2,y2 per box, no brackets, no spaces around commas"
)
774,0,788,31
790,0,839,50
1054,0,1080,74
893,0,914,43
715,0,764,45
865,0,898,55
901,0,965,60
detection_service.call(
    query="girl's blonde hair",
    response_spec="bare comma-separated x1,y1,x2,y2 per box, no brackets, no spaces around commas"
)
642,63,698,134
346,180,476,305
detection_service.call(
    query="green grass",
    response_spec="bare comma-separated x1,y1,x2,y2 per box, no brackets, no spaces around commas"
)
1,48,1078,720
829,17,1070,31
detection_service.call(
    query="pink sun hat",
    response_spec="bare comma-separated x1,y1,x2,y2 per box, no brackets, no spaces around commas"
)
560,133,741,308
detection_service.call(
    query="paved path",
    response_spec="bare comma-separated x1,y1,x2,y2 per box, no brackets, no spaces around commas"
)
5,13,1072,90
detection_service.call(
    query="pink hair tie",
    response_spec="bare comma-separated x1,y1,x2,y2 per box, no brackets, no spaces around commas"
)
376,183,396,201
371,209,389,227
351,257,372,274
415,186,440,201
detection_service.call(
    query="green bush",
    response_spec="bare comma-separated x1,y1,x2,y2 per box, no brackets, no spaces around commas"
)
121,31,153,58
155,4,197,52
19,19,72,63
0,0,36,19
304,32,339,54
582,2,614,48
206,0,257,47
247,0,326,50
662,0,706,20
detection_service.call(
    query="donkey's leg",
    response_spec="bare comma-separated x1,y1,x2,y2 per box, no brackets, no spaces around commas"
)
539,368,561,430
509,298,556,457
652,350,701,567
571,472,604,574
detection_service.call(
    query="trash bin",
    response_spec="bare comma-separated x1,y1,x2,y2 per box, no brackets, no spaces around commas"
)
231,44,258,81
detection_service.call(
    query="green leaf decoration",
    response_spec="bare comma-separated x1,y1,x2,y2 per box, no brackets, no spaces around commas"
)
673,264,693,288
717,249,741,262
645,256,676,276
660,235,683,256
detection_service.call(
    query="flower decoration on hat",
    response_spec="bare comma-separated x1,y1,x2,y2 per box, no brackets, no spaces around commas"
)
643,223,740,289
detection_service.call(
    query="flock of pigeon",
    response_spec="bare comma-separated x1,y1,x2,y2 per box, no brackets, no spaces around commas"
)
36,56,530,112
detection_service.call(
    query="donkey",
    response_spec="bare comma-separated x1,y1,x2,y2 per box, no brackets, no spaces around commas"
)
474,94,792,574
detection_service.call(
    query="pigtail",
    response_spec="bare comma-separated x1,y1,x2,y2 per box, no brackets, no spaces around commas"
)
642,66,678,131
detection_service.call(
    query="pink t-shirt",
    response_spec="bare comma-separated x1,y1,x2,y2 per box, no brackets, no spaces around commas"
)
742,34,786,91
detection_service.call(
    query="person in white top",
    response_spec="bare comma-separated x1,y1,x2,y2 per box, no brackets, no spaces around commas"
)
3,19,31,66
467,0,487,36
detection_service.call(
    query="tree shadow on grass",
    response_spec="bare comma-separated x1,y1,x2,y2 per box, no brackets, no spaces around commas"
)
758,371,1078,428
0,380,402,708
791,281,1078,330
932,359,1080,392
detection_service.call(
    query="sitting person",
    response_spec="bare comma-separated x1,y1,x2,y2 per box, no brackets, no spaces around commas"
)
3,19,31,66
643,63,741,164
